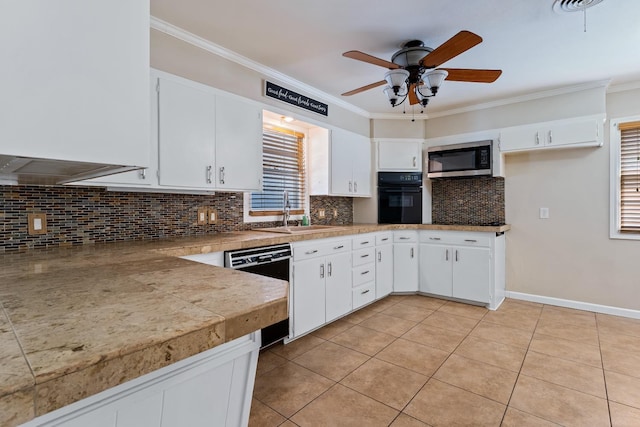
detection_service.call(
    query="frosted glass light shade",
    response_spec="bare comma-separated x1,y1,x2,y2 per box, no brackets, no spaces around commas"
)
384,69,410,90
424,69,448,91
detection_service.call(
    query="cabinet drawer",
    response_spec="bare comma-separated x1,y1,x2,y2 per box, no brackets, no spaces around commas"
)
420,231,491,247
353,264,375,287
394,231,417,243
353,282,375,309
376,232,393,245
292,239,351,261
325,239,352,255
352,247,375,267
352,234,375,248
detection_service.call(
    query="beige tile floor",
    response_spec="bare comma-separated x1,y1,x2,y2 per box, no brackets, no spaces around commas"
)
250,295,640,426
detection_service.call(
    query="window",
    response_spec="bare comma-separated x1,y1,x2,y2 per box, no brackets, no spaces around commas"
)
249,125,306,217
611,117,640,239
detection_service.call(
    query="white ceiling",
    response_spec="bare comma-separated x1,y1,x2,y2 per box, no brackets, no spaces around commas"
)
151,0,640,118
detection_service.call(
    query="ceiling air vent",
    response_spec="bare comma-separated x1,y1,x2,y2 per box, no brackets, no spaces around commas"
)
553,0,604,13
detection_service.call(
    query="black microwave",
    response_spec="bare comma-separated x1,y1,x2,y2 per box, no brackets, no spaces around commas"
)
426,140,492,179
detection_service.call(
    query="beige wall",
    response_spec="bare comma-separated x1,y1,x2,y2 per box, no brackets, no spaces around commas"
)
150,30,370,137
427,85,640,311
372,118,426,139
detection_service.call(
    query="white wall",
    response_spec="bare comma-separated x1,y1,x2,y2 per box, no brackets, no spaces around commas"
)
426,84,640,311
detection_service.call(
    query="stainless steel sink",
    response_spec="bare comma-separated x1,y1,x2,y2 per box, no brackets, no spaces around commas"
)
254,225,342,234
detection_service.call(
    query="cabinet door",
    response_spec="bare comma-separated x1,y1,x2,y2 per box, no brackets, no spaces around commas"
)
378,141,422,171
215,96,263,191
157,78,215,189
499,125,544,152
329,129,355,195
419,244,453,297
452,246,491,303
292,259,326,337
547,118,599,148
351,134,372,196
375,245,393,298
393,244,418,292
325,252,352,322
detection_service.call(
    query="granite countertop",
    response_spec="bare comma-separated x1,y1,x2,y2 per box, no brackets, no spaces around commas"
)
0,222,509,426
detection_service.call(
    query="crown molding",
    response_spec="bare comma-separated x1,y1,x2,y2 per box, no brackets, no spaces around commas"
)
150,16,371,119
425,79,611,119
607,80,640,93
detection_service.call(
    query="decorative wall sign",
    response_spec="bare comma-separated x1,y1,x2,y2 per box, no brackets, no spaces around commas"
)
265,81,328,116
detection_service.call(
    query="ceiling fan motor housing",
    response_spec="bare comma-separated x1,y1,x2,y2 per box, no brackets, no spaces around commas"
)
391,40,433,84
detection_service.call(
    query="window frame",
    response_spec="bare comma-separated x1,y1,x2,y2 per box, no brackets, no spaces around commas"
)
610,115,640,240
243,124,309,224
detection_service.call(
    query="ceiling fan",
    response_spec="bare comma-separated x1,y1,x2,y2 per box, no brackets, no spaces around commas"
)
341,31,502,108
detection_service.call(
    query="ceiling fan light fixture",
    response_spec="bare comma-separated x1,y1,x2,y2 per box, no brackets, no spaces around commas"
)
423,69,449,95
383,86,402,106
391,40,433,67
384,69,410,94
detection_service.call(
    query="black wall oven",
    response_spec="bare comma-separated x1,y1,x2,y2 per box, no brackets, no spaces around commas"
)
377,172,423,224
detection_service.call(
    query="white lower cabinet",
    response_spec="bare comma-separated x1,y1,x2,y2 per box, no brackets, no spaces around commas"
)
22,333,260,427
393,231,419,292
419,231,505,309
291,238,352,338
375,232,394,298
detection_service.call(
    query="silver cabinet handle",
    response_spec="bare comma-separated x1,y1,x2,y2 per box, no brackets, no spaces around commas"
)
139,169,146,180
399,236,410,240
535,131,540,145
381,237,389,241
328,262,332,277
334,245,344,250
446,249,449,261
413,156,417,167
429,237,441,241
361,270,370,275
361,289,370,295
361,241,369,245
320,264,325,278
548,130,553,144
377,252,381,262
464,239,477,243
354,181,358,192
305,249,318,255
349,181,353,192
219,166,225,184
361,254,369,258
410,248,414,258
206,166,212,184
455,250,459,262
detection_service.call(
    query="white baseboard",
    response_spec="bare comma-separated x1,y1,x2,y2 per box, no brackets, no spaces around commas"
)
505,291,640,320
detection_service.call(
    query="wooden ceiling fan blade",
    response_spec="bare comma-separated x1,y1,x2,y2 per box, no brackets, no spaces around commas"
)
441,68,502,83
408,83,420,105
343,50,400,69
420,31,482,68
341,80,387,96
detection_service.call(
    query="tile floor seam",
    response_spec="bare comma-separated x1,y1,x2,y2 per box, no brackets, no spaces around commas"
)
330,380,405,418
498,307,541,426
596,318,614,427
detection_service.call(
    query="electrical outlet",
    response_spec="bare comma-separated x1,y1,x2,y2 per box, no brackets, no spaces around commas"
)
197,208,207,225
27,213,47,235
333,208,338,219
318,209,325,219
539,207,549,219
207,209,217,224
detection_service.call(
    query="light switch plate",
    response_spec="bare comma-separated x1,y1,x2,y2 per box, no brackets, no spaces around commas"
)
539,207,549,219
27,213,47,235
197,208,207,225
207,209,217,224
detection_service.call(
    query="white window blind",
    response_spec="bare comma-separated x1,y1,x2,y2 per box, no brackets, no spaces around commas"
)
250,126,305,215
619,121,640,232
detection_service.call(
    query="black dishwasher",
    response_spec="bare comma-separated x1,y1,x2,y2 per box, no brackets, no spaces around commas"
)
224,243,291,349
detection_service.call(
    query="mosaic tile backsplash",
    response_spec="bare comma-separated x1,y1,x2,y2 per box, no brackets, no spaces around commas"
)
431,176,505,226
0,186,353,253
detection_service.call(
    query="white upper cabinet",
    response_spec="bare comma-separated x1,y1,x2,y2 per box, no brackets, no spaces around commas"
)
377,140,423,171
499,115,604,153
215,95,263,192
0,1,149,167
157,78,216,189
309,128,372,197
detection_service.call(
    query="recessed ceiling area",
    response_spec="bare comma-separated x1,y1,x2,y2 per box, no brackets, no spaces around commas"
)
151,0,640,117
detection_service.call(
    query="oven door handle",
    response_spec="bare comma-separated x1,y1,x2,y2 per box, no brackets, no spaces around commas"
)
378,188,422,193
